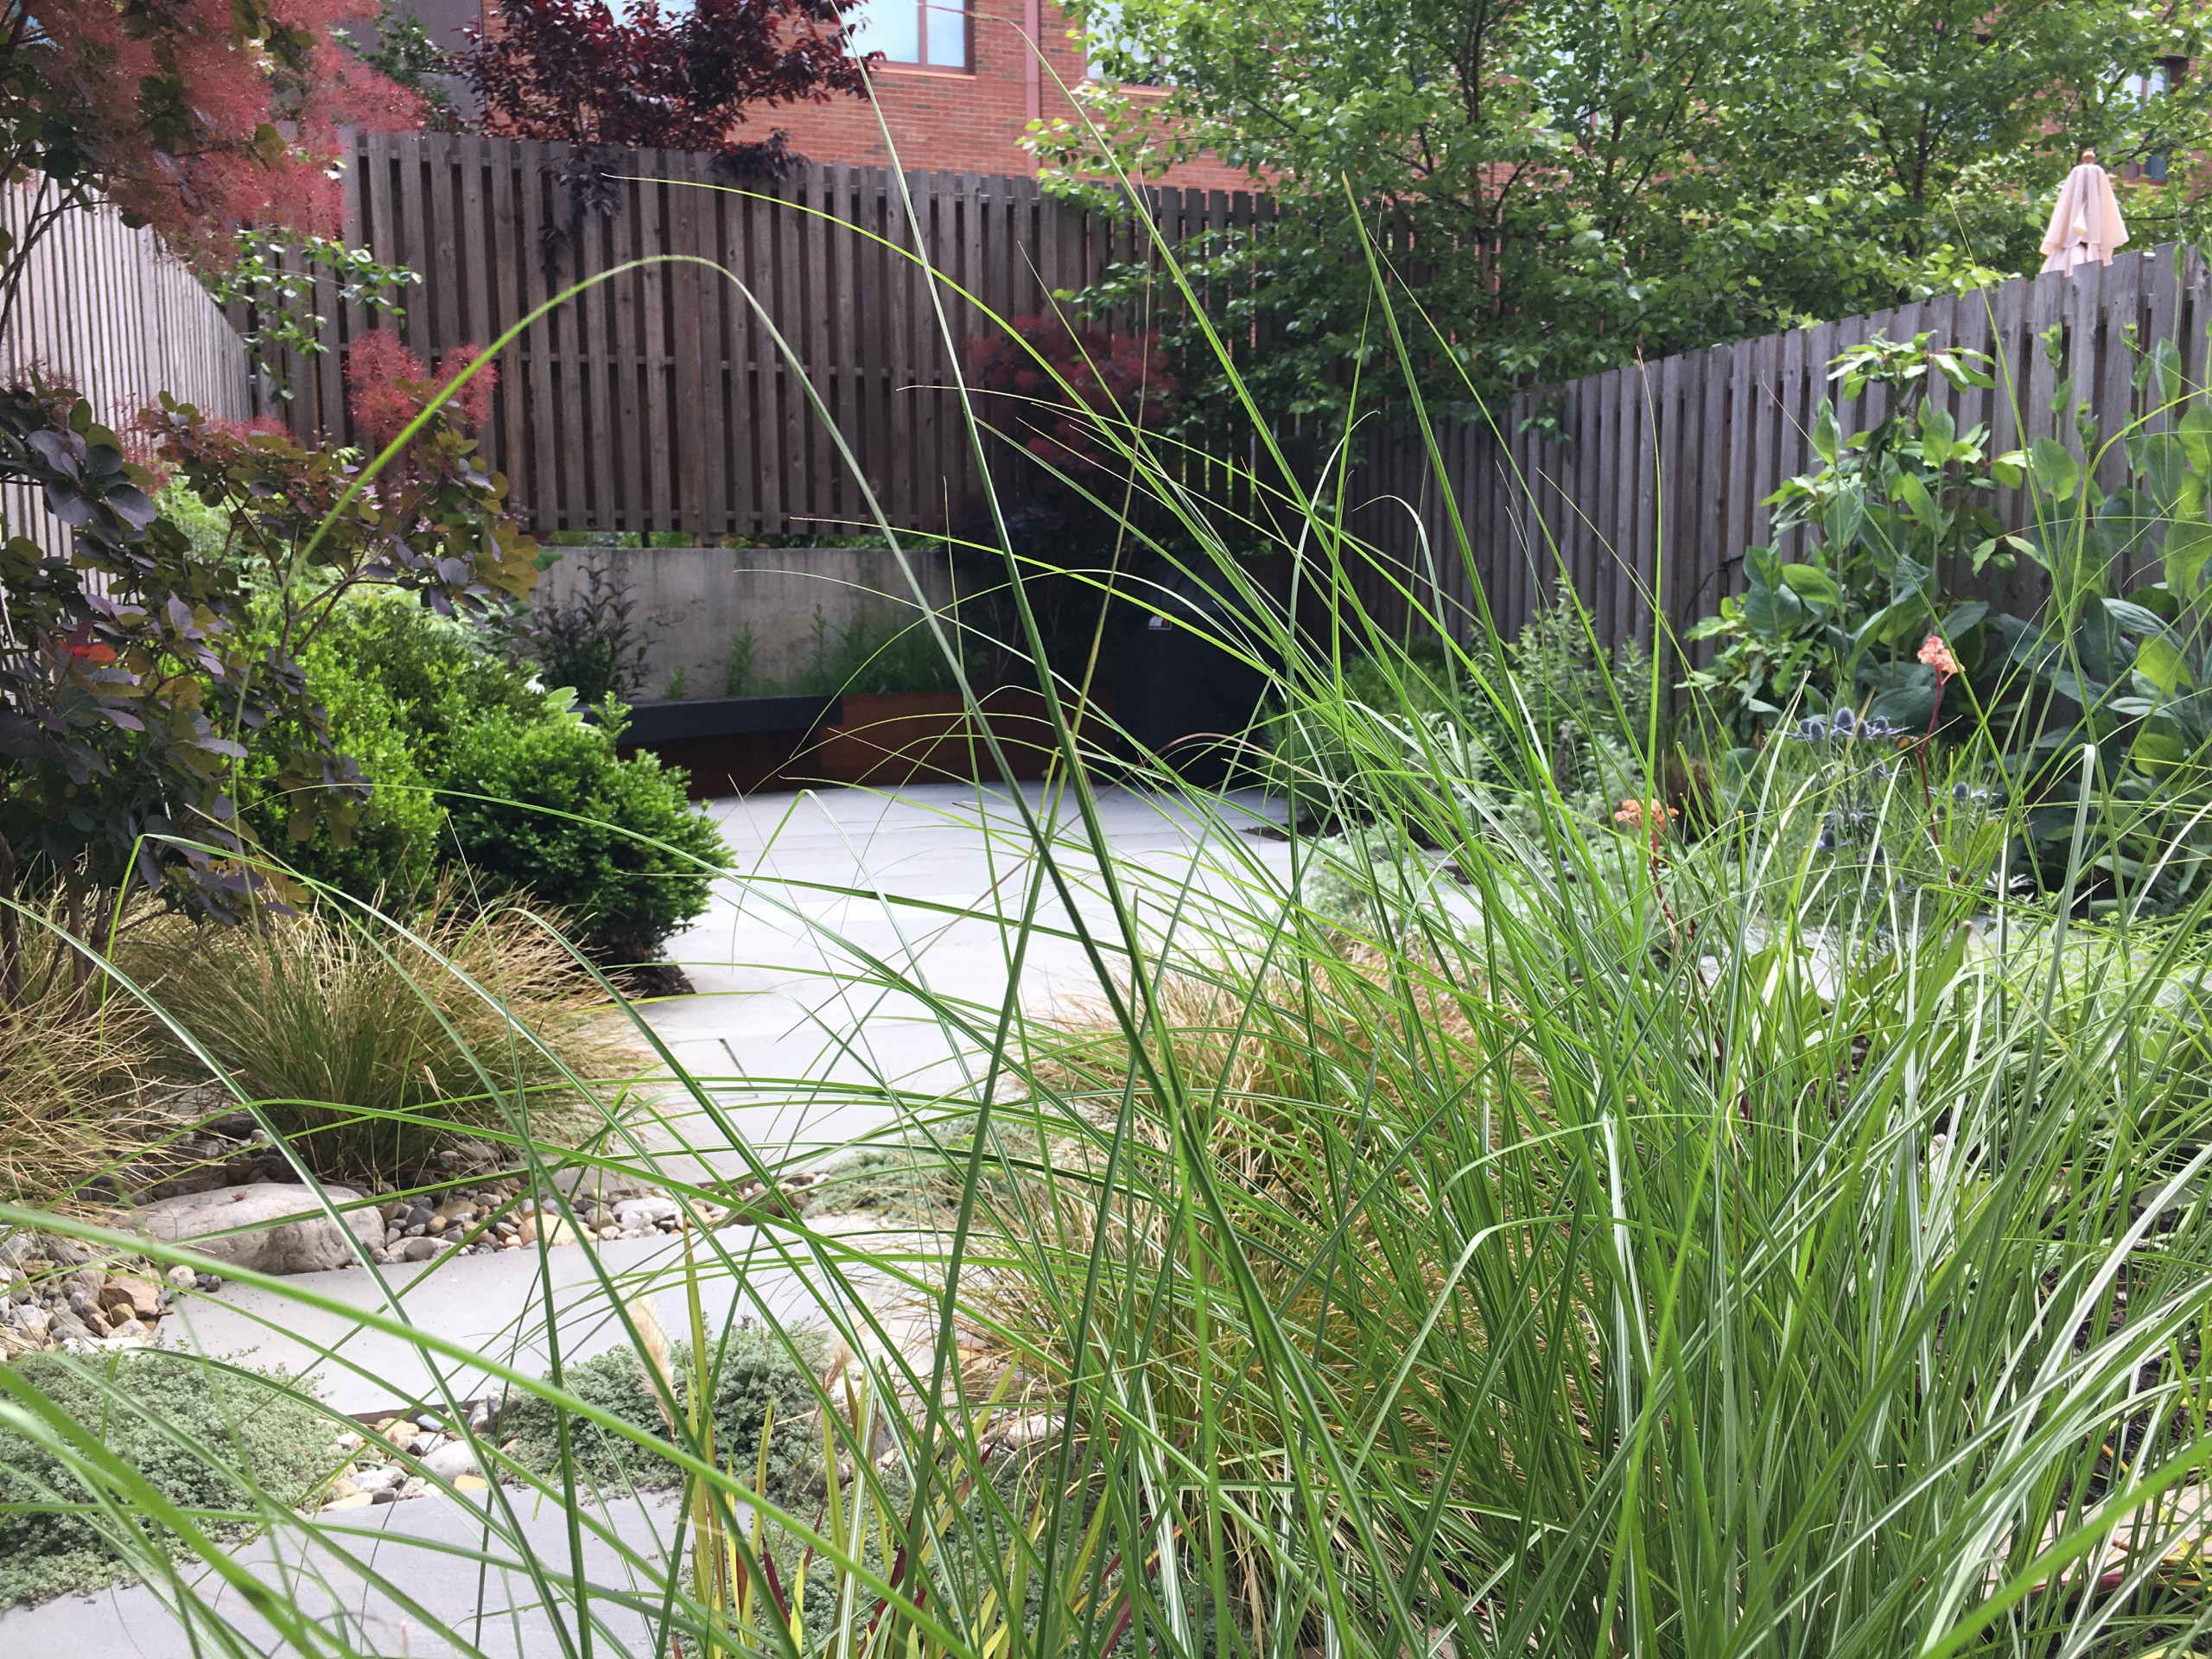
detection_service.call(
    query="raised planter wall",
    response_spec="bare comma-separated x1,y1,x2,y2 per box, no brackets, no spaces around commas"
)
537,543,957,701
802,689,1112,787
613,688,1116,796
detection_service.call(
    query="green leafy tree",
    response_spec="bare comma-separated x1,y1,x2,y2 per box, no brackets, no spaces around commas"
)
1039,0,2212,423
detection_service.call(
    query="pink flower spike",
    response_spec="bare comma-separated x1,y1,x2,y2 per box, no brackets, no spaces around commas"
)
1917,634,1961,681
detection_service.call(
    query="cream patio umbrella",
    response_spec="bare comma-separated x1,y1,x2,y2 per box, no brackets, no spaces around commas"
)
2040,149,2130,276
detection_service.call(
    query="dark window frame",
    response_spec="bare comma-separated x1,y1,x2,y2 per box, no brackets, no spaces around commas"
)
851,0,972,71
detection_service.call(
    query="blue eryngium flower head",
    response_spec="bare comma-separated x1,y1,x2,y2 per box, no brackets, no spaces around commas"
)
1831,708,1861,740
1791,714,1833,742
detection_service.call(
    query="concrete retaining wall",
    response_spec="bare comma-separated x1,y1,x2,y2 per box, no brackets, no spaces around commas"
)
535,544,956,700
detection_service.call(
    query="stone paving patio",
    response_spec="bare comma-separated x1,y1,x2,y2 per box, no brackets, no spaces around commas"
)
0,780,1293,1653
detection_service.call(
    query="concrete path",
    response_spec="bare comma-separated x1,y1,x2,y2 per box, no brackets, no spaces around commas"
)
0,781,1293,1654
11,1486,691,1657
161,1217,939,1418
639,781,1290,1160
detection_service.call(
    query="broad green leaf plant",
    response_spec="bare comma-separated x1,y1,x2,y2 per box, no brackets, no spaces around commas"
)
1686,330,2022,739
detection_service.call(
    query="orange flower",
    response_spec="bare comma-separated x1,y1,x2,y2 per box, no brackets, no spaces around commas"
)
1613,798,1678,829
1917,633,1961,680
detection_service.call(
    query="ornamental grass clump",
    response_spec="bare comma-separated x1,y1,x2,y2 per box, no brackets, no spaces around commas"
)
124,884,639,1174
0,893,177,1209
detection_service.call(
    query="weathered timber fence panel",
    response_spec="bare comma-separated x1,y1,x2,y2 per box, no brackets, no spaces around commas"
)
239,132,1264,538
0,181,251,553
1347,244,2212,656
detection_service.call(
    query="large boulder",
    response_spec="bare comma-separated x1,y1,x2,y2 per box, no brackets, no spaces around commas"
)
131,1184,384,1274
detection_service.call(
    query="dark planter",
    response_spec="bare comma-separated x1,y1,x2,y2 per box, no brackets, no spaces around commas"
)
608,694,841,745
607,694,842,798
1115,580,1267,787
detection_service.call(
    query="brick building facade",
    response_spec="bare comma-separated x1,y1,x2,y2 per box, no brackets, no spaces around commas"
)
375,0,1252,187
766,0,1249,189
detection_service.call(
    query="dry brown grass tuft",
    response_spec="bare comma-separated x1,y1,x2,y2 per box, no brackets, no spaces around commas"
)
122,884,645,1176
0,897,163,1207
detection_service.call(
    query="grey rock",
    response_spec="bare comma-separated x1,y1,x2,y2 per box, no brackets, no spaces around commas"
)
399,1236,447,1263
549,1166,647,1205
613,1196,680,1229
421,1440,479,1481
130,1185,384,1275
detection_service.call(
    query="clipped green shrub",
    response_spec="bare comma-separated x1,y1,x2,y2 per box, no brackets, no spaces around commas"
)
315,589,544,766
501,1325,827,1498
439,705,728,962
244,641,444,904
0,1353,328,1607
241,592,547,906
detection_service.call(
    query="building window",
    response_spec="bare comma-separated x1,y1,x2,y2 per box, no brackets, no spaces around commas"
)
2125,58,2183,182
1083,1,1159,85
849,0,968,69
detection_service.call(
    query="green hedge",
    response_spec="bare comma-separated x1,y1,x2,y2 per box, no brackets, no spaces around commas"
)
244,593,726,960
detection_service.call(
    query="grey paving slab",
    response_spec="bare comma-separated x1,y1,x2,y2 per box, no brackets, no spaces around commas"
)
160,1218,940,1418
637,782,1292,1158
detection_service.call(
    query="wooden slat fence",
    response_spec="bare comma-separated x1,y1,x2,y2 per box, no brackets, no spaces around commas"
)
1,181,251,553
1347,244,2212,657
239,131,1269,537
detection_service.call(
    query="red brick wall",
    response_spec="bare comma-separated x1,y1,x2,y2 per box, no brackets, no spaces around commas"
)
763,0,1251,190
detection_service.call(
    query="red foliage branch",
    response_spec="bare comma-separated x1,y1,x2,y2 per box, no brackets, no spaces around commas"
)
3,0,417,264
460,0,874,156
344,330,497,448
966,315,1177,476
